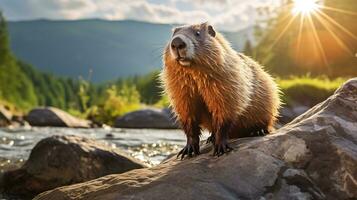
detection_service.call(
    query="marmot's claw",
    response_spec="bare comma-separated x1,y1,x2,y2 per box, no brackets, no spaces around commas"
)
206,134,215,144
213,142,233,157
250,129,268,137
258,129,266,136
177,142,200,160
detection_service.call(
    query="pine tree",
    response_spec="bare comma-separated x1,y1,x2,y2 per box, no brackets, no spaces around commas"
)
0,11,10,64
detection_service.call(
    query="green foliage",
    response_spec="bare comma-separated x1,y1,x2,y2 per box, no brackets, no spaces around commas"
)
154,95,170,108
0,12,10,64
114,71,162,104
0,12,38,110
277,76,347,107
78,79,90,112
87,84,141,125
18,61,82,110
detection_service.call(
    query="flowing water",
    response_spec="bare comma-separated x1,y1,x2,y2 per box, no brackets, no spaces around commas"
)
0,126,209,173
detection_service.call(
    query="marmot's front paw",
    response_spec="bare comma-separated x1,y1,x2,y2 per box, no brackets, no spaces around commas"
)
213,138,233,157
177,138,200,160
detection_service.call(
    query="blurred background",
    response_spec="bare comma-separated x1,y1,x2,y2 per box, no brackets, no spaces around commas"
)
0,0,356,176
0,0,356,122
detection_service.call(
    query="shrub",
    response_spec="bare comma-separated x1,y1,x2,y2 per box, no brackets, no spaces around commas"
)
86,84,141,125
277,76,347,107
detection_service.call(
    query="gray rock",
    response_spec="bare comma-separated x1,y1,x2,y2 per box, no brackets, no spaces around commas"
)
27,107,90,128
34,78,357,200
279,105,311,125
114,108,178,129
292,105,310,116
1,135,146,198
278,107,295,124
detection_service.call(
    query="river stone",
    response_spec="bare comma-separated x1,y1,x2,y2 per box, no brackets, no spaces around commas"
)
27,107,90,128
34,78,357,200
0,135,145,198
114,108,178,129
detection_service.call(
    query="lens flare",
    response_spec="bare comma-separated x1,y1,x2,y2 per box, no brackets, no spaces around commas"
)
292,0,319,15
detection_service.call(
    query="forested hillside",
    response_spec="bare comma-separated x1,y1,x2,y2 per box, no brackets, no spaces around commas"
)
0,12,37,109
0,11,161,119
7,19,253,82
0,12,84,111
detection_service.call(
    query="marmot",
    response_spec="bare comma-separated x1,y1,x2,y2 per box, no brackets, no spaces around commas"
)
160,22,281,158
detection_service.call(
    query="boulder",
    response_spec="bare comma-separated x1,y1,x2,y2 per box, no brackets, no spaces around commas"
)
114,108,178,129
0,135,145,198
278,105,311,125
27,107,90,128
35,78,357,200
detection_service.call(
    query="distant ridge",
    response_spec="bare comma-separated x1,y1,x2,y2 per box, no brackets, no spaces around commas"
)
8,19,254,82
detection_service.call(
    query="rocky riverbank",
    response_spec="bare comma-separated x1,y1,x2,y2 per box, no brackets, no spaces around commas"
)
0,78,355,200
25,78,356,199
0,135,146,198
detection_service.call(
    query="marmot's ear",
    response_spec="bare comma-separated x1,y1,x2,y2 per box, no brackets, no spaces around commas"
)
208,25,216,37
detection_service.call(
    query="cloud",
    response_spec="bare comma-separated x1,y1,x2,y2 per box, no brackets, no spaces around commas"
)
0,0,278,31
102,1,210,25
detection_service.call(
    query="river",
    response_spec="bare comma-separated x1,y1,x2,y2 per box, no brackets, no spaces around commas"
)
0,126,210,173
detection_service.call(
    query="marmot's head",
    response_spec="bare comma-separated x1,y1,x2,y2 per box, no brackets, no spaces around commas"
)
164,22,224,67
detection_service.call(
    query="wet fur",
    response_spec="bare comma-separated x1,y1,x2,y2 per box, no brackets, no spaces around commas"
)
160,23,281,144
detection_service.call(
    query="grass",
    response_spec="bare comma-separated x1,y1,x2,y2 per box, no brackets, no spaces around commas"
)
277,76,347,107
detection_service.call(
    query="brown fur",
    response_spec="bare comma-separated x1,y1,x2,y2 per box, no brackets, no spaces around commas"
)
160,23,281,154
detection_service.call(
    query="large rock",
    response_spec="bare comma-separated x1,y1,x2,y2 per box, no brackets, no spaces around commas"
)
278,105,311,124
0,135,145,198
115,108,178,129
27,107,90,128
34,78,357,200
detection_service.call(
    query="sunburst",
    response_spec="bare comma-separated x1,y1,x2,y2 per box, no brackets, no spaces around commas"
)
267,0,357,71
292,0,320,15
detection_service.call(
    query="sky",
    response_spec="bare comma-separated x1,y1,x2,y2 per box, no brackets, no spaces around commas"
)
0,0,280,31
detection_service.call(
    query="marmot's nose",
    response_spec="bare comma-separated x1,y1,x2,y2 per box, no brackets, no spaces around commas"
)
171,37,186,50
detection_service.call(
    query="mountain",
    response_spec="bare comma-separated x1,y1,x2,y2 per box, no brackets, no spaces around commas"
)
8,19,254,82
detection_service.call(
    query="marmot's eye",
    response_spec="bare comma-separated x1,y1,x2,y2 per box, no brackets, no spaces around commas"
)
195,31,200,36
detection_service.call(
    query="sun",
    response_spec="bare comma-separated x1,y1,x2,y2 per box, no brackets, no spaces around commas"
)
292,0,320,15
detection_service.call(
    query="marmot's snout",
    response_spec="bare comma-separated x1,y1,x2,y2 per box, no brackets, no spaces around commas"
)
171,37,186,50
170,35,193,66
